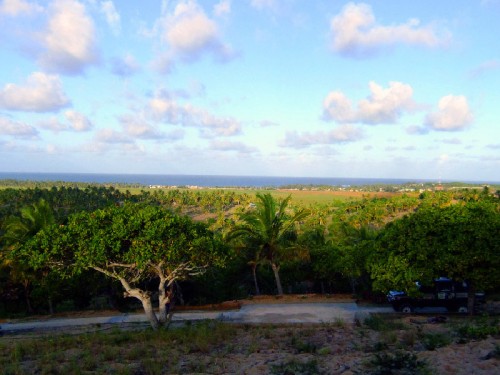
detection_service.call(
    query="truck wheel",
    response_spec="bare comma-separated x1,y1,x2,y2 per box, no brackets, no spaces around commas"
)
400,305,413,313
457,306,468,314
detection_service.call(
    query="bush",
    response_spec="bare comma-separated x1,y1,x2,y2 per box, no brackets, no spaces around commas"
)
455,317,500,342
270,359,322,375
369,350,431,375
364,315,407,331
290,335,317,353
420,333,451,351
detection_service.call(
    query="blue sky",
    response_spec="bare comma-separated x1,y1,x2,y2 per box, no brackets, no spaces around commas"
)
0,0,499,182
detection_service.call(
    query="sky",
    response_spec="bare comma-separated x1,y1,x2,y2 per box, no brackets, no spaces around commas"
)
0,0,499,182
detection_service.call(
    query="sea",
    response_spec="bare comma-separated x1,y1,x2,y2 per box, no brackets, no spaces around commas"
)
0,172,476,188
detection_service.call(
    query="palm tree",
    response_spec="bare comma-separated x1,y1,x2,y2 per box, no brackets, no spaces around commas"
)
228,193,310,295
1,199,56,313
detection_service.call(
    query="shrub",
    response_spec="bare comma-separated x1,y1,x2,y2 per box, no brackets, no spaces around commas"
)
420,333,451,351
369,350,431,375
270,359,322,375
290,335,317,353
364,315,407,332
454,318,500,342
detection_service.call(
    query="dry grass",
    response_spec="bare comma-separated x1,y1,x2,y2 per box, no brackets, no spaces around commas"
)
1,315,499,374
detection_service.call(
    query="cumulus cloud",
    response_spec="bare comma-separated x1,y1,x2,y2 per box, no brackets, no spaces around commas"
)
330,2,448,58
64,110,93,131
214,0,231,16
259,120,279,127
441,138,462,145
148,95,242,137
94,128,133,144
468,59,500,79
160,0,234,63
99,0,120,35
0,116,39,138
210,139,257,153
250,0,276,10
150,53,175,75
406,125,429,135
0,72,70,112
425,95,473,131
323,81,415,124
281,125,363,148
38,0,99,74
0,0,43,16
37,117,67,132
38,110,93,132
111,54,140,77
119,114,184,140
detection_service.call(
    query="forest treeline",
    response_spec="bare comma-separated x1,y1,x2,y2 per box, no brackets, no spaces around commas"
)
0,184,499,324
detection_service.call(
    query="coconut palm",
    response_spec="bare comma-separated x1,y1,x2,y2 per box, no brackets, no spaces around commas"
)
228,193,310,295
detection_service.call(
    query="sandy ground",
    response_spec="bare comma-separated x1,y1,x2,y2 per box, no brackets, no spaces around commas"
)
5,316,497,374
1,295,499,374
171,319,500,375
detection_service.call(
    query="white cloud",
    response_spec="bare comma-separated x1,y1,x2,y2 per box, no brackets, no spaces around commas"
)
323,81,415,124
425,95,473,131
94,128,133,144
214,0,231,16
38,110,93,132
437,153,450,165
0,72,70,112
281,125,364,148
210,139,257,153
161,0,234,62
468,59,500,79
39,0,99,74
150,53,176,75
0,116,39,138
100,0,120,35
65,110,93,131
322,92,355,123
441,138,462,145
259,120,279,127
0,0,42,16
250,0,276,10
330,2,448,58
37,117,68,132
111,54,140,76
148,95,242,137
406,125,429,135
119,114,184,140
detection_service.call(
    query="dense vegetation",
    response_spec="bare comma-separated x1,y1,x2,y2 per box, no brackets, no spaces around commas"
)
0,182,498,319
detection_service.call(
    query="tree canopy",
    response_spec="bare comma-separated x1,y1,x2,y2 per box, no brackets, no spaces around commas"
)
370,200,500,306
14,203,229,329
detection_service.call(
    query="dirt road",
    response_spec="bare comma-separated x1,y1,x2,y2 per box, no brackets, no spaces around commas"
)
0,302,393,334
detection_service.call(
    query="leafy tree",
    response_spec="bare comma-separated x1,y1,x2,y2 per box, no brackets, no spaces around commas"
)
370,200,500,312
1,199,56,313
227,193,310,295
14,203,228,329
333,224,378,295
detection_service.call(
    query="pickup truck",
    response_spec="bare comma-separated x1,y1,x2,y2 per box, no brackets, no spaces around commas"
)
387,277,485,313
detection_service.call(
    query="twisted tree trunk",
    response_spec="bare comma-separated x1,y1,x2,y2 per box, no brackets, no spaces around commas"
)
123,287,159,330
93,266,160,330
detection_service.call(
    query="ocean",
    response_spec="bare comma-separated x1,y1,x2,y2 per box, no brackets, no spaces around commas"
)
0,172,448,188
